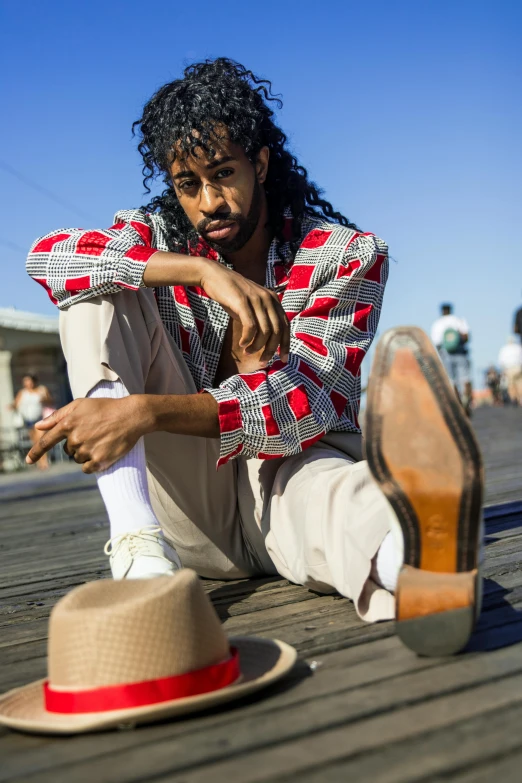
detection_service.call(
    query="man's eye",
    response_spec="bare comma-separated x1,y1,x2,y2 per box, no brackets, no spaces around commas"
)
216,168,234,179
180,180,197,191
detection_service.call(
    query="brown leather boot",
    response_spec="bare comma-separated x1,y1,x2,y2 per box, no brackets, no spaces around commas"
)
365,326,483,656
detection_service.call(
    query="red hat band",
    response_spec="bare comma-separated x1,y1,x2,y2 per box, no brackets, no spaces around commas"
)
44,647,240,714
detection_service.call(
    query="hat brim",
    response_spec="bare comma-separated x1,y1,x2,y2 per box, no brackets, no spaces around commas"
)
0,637,297,735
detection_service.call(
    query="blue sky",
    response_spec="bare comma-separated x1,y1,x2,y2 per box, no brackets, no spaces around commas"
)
1,0,521,385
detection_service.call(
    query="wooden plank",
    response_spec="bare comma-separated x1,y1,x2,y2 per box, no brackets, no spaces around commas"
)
0,495,521,668
0,406,521,782
440,747,522,783
144,672,522,783
7,650,522,782
2,637,522,782
272,702,522,782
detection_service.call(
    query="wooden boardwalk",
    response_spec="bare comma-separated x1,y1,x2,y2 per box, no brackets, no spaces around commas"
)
1,406,522,782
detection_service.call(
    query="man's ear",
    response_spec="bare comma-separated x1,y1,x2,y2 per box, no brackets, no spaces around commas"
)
255,147,270,184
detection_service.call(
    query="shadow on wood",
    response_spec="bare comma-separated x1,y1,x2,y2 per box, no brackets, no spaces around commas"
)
208,577,284,622
466,578,522,652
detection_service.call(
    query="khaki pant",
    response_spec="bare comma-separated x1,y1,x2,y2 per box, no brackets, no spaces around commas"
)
504,366,522,403
60,289,396,622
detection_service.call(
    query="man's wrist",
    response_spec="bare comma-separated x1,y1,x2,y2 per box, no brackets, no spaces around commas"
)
142,252,212,288
135,394,162,435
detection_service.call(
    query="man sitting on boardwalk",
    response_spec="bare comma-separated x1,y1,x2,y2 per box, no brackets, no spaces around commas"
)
25,59,482,657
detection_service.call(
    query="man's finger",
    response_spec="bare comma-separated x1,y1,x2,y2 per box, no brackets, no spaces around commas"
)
260,297,289,364
63,441,74,458
279,313,291,364
237,301,258,349
246,300,272,354
72,447,90,464
82,460,100,475
26,424,66,463
34,402,73,430
260,333,281,364
260,301,284,363
270,294,290,363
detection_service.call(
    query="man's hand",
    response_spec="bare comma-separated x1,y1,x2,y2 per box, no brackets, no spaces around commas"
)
143,251,290,365
26,397,148,473
199,262,290,364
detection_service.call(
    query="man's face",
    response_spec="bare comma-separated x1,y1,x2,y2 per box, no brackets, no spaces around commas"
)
169,138,269,254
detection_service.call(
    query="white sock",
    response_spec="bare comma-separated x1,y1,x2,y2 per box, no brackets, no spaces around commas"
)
87,380,162,539
372,531,402,593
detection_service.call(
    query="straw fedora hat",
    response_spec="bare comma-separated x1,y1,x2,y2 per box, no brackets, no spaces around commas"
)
0,570,296,734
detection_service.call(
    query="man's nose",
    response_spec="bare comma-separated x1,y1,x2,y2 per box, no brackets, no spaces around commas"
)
199,182,227,215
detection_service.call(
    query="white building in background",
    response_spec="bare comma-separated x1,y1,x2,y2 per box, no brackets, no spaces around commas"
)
0,307,70,466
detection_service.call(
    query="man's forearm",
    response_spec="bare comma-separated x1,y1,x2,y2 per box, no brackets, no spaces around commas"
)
142,251,209,288
140,392,220,439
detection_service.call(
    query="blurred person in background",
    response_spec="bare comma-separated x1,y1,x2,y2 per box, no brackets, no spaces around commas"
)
431,303,473,416
514,295,522,343
12,374,53,470
498,336,522,406
485,366,503,406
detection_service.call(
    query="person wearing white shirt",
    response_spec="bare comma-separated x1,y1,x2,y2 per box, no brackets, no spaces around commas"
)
431,303,473,415
498,336,522,405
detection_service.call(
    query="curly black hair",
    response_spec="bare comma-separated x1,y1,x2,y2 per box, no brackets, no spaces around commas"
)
133,58,357,257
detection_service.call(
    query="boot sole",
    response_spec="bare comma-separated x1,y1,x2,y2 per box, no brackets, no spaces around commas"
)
365,327,483,656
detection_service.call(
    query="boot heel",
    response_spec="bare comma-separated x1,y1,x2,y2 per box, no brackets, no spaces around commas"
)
396,565,478,656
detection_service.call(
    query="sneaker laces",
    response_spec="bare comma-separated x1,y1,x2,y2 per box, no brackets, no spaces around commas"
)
104,526,174,565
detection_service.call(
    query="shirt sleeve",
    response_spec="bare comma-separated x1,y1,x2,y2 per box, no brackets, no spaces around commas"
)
206,232,389,467
26,209,159,309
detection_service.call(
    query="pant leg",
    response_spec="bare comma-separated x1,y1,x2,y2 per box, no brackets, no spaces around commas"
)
455,355,471,396
254,443,396,623
439,349,459,389
448,358,459,389
59,289,264,579
515,370,522,403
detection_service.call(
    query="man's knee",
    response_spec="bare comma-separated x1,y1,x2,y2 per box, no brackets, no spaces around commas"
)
59,293,151,399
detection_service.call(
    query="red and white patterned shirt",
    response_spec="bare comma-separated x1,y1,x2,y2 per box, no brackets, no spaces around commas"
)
26,209,389,467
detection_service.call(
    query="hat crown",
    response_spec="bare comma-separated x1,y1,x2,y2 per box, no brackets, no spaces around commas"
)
48,570,229,689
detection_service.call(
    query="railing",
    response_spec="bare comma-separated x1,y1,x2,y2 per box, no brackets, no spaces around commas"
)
0,426,68,473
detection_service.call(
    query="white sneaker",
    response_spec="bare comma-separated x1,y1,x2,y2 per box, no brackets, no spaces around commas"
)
104,526,182,580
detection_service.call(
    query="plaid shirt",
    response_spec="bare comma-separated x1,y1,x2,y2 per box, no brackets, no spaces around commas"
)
27,210,389,466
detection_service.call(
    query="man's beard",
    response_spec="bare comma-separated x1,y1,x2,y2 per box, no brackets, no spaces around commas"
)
197,179,263,254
